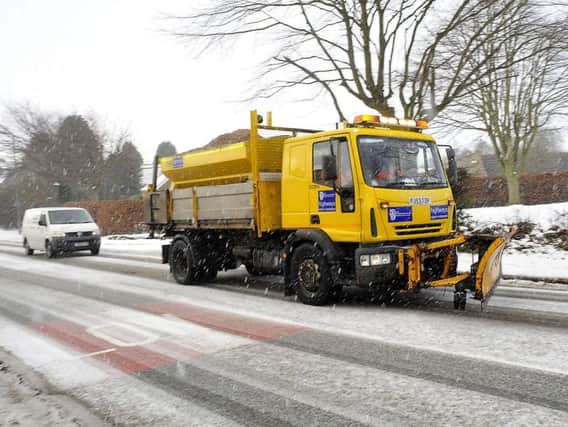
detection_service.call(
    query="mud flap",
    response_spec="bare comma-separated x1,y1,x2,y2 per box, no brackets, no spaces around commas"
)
471,227,517,304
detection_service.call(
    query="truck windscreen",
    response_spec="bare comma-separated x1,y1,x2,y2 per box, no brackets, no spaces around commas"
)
357,136,447,189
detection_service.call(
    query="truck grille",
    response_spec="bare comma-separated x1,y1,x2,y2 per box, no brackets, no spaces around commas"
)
394,223,442,236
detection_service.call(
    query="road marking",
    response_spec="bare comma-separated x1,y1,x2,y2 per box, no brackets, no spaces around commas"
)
140,301,306,341
69,348,116,360
86,322,159,347
33,319,175,374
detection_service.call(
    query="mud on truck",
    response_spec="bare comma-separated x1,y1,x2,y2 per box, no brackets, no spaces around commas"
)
144,111,515,308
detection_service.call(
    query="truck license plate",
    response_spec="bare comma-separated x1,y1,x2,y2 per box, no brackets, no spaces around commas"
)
409,196,431,205
74,242,89,247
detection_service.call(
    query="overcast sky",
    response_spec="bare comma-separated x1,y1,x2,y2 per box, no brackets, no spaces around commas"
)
0,0,366,164
2,0,565,167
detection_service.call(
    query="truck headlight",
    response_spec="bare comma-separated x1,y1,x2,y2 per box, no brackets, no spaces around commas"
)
359,255,370,267
371,253,391,266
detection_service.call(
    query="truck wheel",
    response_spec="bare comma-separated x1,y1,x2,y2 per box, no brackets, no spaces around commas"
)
291,243,333,306
170,239,199,285
45,240,56,258
91,247,100,256
24,239,34,256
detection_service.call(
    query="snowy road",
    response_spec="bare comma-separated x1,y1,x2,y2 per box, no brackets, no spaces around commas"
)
0,243,567,425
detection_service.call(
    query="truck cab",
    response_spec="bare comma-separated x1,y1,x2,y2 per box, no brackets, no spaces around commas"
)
281,118,457,243
279,114,460,303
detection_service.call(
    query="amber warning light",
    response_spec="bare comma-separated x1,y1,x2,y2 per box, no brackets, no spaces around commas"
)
353,114,428,130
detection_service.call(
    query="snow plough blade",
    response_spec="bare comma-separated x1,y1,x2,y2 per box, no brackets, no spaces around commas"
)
398,227,517,308
469,227,518,303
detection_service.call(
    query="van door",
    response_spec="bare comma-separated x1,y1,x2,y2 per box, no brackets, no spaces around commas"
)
35,211,48,250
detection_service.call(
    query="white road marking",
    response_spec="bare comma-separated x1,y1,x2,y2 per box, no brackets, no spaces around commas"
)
69,348,116,360
86,322,159,347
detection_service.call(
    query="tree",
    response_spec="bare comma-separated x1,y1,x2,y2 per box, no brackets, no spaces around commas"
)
0,105,131,226
172,0,526,120
155,141,177,158
52,115,104,201
0,104,58,226
101,140,143,199
440,1,568,204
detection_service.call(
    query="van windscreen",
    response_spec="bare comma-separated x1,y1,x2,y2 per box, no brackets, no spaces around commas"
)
48,210,93,224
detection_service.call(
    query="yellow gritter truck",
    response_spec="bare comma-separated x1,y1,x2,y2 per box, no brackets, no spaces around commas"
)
144,111,515,308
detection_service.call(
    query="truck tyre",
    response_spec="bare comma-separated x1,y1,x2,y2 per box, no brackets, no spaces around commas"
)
24,239,33,256
45,240,56,258
170,239,200,285
91,246,100,256
291,243,333,306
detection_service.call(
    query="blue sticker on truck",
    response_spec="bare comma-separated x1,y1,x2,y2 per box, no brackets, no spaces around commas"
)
318,190,336,211
430,205,449,220
388,206,412,222
172,157,184,168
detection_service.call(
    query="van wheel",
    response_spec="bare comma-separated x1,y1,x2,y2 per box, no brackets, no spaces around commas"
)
24,239,34,256
45,240,56,258
291,243,333,306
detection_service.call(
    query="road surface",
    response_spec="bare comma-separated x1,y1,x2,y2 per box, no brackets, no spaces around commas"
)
0,240,567,426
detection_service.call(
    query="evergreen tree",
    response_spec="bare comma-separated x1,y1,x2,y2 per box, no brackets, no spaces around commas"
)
53,115,103,201
101,141,143,199
155,141,176,158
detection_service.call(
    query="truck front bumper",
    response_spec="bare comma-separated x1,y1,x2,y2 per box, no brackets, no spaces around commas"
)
354,246,400,288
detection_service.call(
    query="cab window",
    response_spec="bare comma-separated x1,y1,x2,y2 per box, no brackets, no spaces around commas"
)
312,138,355,212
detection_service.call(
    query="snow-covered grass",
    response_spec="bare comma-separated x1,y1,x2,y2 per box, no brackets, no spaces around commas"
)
456,202,568,280
460,202,568,257
2,201,567,280
463,202,568,230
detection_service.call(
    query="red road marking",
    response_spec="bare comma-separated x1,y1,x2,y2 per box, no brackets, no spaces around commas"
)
32,320,176,374
139,302,306,341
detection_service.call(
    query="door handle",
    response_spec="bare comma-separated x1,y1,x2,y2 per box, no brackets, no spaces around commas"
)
310,214,320,224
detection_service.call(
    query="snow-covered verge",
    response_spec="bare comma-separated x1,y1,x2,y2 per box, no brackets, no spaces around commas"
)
460,202,568,251
458,202,568,280
1,201,567,280
0,348,106,426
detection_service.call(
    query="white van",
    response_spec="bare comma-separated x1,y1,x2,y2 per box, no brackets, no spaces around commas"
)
21,207,101,257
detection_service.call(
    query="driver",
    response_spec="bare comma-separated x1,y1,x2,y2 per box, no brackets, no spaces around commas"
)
374,158,399,182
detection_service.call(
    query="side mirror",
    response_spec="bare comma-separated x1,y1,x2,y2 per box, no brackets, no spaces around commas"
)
446,147,458,189
38,217,47,227
322,155,337,181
